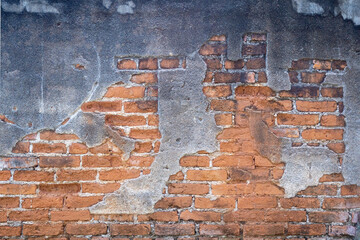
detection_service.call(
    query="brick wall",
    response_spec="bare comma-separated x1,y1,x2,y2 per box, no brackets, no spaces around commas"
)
0,33,358,239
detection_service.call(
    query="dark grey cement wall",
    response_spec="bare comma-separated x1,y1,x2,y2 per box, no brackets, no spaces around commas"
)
1,0,360,213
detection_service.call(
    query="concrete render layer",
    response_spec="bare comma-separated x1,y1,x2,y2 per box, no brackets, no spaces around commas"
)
1,0,360,213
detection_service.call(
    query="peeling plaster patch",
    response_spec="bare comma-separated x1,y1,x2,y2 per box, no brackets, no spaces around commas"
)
90,52,219,214
117,1,135,15
292,0,324,15
280,147,341,197
337,0,360,26
2,0,59,14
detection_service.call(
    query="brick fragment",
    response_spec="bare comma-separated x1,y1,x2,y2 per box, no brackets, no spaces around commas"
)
199,43,226,56
0,184,36,195
242,44,266,56
124,101,157,113
313,60,331,70
117,59,136,69
138,58,158,70
81,101,122,112
130,73,157,84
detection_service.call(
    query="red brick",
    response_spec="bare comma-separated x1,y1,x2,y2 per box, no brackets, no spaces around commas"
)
168,183,208,195
213,155,254,168
22,196,63,208
9,210,48,221
0,226,21,236
148,114,159,126
313,60,331,70
0,171,11,181
180,156,209,167
271,128,300,138
296,100,337,112
65,195,104,208
138,58,158,70
129,129,161,139
224,210,265,222
39,183,80,195
195,197,235,209
299,184,338,196
12,142,30,153
186,170,227,181
210,99,236,111
236,86,275,98
57,170,97,181
32,143,66,153
279,86,319,98
212,184,253,195
0,184,36,195
242,44,266,56
81,101,122,112
51,210,91,221
40,130,79,140
82,156,123,167
13,170,53,182
82,183,120,193
279,197,320,208
291,59,310,70
117,59,136,69
214,113,232,125
323,197,360,209
320,114,345,127
155,224,195,236
147,86,158,97
246,58,265,69
237,197,277,209
254,183,284,195
203,58,222,70
130,73,158,84
309,211,348,222
66,223,107,235
110,224,150,236
327,142,345,153
180,210,221,222
321,87,343,98
217,127,251,140
69,143,88,154
105,86,145,98
99,169,140,181
154,197,192,209
214,72,249,83
124,101,157,113
277,113,319,126
105,115,146,126
302,129,343,140
265,211,306,222
319,173,344,182
89,140,122,155
258,71,268,83
332,60,347,70
199,43,226,56
287,224,326,236
341,185,360,195
138,211,178,222
0,197,19,208
225,59,244,69
199,224,240,236
243,224,285,236
23,224,63,236
160,58,180,69
39,156,80,167
203,86,231,98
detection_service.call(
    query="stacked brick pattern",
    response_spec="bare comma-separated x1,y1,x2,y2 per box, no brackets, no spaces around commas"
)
0,34,358,239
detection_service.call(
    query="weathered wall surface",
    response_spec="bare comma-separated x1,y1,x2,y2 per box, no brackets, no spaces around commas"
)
0,0,360,239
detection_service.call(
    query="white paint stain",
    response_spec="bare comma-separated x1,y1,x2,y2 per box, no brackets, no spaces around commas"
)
2,0,59,14
292,0,324,15
117,1,135,14
102,0,113,9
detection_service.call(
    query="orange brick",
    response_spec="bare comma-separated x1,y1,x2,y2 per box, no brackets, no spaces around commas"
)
65,195,103,208
277,113,319,126
237,197,277,209
105,115,146,126
69,143,88,154
82,183,120,193
341,185,360,195
203,86,231,98
13,171,54,182
180,156,209,167
0,226,21,236
309,211,348,223
213,155,254,168
40,130,79,140
212,184,253,195
66,223,107,235
124,101,157,113
105,86,145,98
81,101,122,112
186,170,227,181
154,197,192,209
57,170,97,181
129,129,161,139
138,211,178,222
199,43,226,56
319,173,344,182
99,169,141,181
302,129,343,140
51,210,91,221
332,60,347,70
209,35,226,41
117,59,136,69
214,113,232,125
110,224,151,236
0,197,19,208
39,183,80,195
244,224,285,236
320,114,345,127
138,58,158,70
22,196,63,208
200,224,240,236
148,114,159,126
130,73,157,84
147,86,158,97
195,197,235,209
321,87,343,98
169,171,184,181
210,99,236,111
23,224,63,236
219,141,243,153
133,142,153,153
235,86,275,98
9,210,48,221
301,72,325,83
280,197,320,208
265,211,306,222
0,184,36,195
291,59,310,70
82,155,123,167
296,100,337,112
32,143,66,153
155,224,195,236
253,183,284,195
168,183,208,195
39,156,80,167
224,210,265,222
160,58,180,69
313,60,331,70
323,198,360,209
288,224,326,236
0,171,11,181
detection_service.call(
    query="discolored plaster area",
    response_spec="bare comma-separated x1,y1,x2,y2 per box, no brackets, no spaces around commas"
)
1,0,360,216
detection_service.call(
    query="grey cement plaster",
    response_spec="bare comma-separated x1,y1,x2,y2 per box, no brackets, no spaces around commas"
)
90,52,219,214
1,0,360,212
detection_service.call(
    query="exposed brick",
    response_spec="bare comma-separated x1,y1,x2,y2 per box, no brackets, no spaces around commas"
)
319,173,344,182
124,101,157,113
168,183,208,195
82,183,120,193
302,129,343,140
330,225,356,237
291,59,310,70
265,211,306,222
99,169,141,181
287,224,326,236
296,100,337,112
39,183,80,195
209,35,226,41
129,129,161,139
105,86,145,98
160,58,180,68
13,170,54,182
313,60,331,70
180,210,220,222
224,210,265,222
321,87,343,98
253,182,284,195
0,197,19,208
341,185,360,195
82,156,123,167
203,58,222,69
242,44,266,56
210,99,236,111
271,127,300,138
237,197,277,209
22,196,63,208
148,114,159,126
258,71,268,83
243,224,285,236
320,114,345,127
51,210,91,221
199,224,240,236
0,184,36,195
214,72,248,83
69,143,88,154
186,170,227,181
299,184,338,196
138,211,178,222
195,197,235,209
155,196,192,209
309,211,348,222
138,58,158,70
212,183,253,195
65,195,104,208
40,130,79,140
39,156,80,168
225,59,244,69
203,85,232,98
155,224,195,236
236,86,275,98
327,142,345,153
23,224,63,236
277,113,319,126
110,224,151,236
131,73,158,84
332,60,347,70
214,113,233,125
0,226,22,236
246,58,266,69
117,59,136,69
32,143,66,153
81,101,123,112
216,127,252,140
12,142,30,153
66,224,107,235
0,171,11,181
323,198,360,209
199,43,226,56
105,115,146,126
9,210,48,221
213,155,254,168
57,169,97,181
